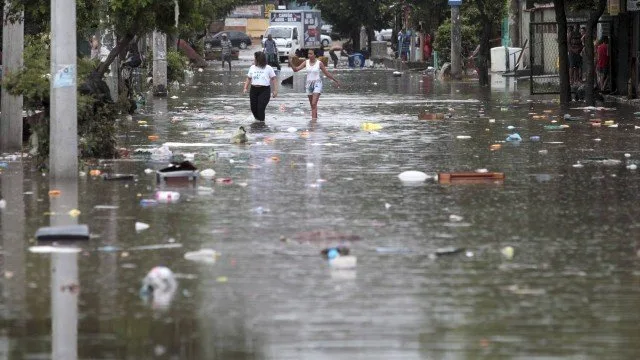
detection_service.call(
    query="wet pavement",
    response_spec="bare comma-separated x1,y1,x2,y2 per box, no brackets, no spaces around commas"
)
1,52,640,359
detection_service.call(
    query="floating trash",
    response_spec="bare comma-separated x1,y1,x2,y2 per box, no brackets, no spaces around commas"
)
501,246,514,260
155,191,180,203
140,266,177,310
361,122,382,131
184,249,220,264
199,168,216,179
135,222,150,232
398,171,429,184
434,247,465,257
29,246,82,254
231,126,248,144
506,133,522,142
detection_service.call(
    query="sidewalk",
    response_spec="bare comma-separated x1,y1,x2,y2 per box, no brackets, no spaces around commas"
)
603,94,640,107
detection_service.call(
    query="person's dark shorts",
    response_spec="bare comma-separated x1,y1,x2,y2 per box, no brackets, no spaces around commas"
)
221,54,231,63
569,52,582,68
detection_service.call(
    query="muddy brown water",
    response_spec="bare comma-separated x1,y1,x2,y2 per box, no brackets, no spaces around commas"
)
1,65,640,359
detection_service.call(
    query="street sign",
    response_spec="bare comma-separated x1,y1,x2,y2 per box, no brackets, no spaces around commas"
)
608,0,620,15
448,0,462,5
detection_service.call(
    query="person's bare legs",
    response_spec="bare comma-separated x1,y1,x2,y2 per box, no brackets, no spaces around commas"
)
308,93,320,120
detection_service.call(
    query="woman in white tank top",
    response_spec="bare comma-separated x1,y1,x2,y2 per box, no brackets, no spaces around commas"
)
289,49,340,121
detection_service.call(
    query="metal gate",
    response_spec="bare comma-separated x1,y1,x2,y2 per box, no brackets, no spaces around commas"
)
529,21,612,95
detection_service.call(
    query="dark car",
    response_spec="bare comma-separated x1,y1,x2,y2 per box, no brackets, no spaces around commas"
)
204,31,252,50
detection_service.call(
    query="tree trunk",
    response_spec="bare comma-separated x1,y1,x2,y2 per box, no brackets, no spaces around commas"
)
477,20,491,86
475,0,491,86
95,33,135,76
508,0,519,47
553,0,570,104
584,0,606,105
350,28,360,52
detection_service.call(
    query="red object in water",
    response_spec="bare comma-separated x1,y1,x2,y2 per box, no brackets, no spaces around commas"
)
423,34,432,60
438,172,505,184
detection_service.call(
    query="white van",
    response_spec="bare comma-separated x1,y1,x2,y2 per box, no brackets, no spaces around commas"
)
263,10,323,63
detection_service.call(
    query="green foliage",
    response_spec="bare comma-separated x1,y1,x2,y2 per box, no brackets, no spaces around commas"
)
5,0,255,44
2,35,50,111
413,0,450,34
567,0,604,12
306,0,395,44
433,19,478,63
2,35,120,168
167,50,189,83
432,0,505,64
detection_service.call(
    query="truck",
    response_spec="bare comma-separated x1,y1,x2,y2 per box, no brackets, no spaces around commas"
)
263,10,322,63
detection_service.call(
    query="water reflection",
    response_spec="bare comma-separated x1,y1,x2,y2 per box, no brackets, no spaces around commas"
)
0,162,26,357
49,178,79,360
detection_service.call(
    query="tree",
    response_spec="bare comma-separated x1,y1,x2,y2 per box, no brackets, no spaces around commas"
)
569,0,606,105
473,0,505,86
304,0,394,51
413,0,450,36
4,0,254,77
554,0,571,104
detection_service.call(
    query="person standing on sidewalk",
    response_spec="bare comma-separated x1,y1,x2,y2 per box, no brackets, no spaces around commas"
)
221,33,232,71
243,52,278,122
289,49,340,121
263,34,280,71
568,26,583,85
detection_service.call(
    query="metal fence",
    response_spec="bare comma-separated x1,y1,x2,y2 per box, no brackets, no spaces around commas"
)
529,21,612,95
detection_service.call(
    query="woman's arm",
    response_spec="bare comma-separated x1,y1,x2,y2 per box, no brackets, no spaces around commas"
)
320,62,340,86
289,56,307,72
243,77,251,94
270,76,278,97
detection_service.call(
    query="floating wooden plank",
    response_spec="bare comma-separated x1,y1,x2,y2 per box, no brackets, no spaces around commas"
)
438,172,505,184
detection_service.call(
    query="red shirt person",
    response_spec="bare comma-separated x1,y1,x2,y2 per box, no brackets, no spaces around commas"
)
596,36,609,91
423,34,432,61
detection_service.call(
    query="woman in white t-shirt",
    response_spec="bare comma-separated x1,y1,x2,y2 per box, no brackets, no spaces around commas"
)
289,49,340,121
243,51,278,122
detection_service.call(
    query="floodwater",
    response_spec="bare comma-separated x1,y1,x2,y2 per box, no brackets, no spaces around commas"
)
1,56,640,360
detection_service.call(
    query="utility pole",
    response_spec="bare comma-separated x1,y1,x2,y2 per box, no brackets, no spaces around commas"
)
450,0,462,79
0,5,24,153
50,0,78,179
153,31,168,96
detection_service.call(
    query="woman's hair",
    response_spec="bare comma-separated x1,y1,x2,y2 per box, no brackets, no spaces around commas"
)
254,51,267,67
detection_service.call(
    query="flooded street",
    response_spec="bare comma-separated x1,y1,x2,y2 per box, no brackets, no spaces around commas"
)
1,57,640,359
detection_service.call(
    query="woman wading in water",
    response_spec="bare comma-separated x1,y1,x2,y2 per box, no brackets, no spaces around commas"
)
289,49,340,121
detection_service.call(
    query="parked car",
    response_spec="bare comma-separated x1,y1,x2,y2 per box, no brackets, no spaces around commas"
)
204,31,252,50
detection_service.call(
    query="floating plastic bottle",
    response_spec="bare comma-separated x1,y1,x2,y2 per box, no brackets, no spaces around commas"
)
155,191,180,203
398,171,429,184
506,133,522,142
